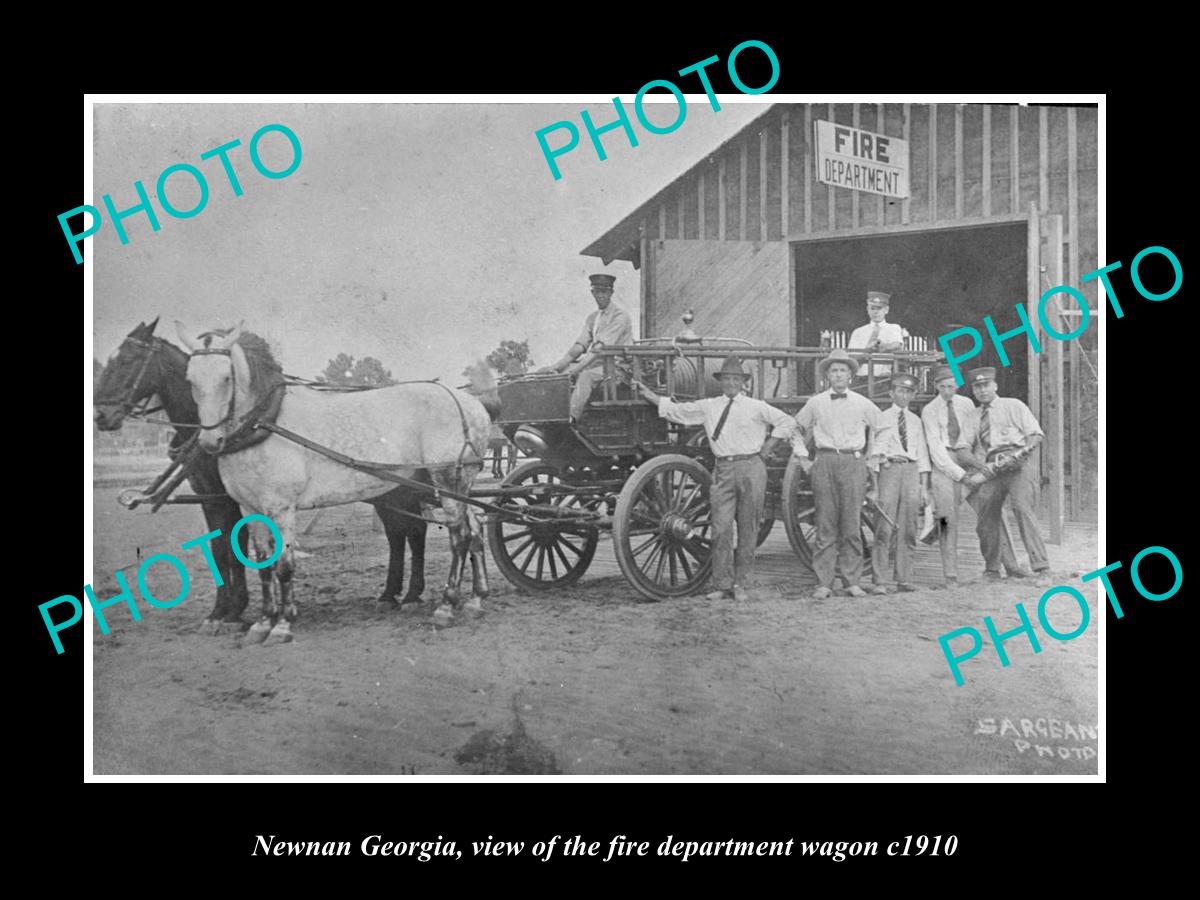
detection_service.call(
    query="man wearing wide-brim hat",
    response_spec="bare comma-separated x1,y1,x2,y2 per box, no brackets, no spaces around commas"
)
792,348,881,599
636,355,795,601
968,366,1050,576
537,273,634,420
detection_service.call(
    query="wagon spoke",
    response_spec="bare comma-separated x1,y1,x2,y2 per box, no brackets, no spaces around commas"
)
502,528,533,543
641,540,665,574
631,509,662,527
667,548,678,585
547,546,558,579
676,547,694,580
644,480,668,516
509,537,534,563
653,544,669,584
557,536,583,557
659,471,675,511
675,480,703,515
514,541,538,574
631,533,659,557
551,540,572,572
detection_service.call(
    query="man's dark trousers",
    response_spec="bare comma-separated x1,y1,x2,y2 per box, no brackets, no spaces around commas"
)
710,456,767,591
974,459,1049,572
873,459,918,585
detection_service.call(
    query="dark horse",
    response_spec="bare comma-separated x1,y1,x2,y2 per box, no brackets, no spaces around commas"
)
94,319,427,631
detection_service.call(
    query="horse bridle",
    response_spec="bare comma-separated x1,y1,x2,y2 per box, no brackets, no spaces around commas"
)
99,336,162,418
188,347,239,431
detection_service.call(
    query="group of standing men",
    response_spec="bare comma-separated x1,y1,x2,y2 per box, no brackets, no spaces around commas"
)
550,276,1050,600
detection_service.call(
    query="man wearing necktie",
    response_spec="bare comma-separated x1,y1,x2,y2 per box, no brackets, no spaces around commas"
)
636,356,794,601
792,348,881,599
968,367,1049,576
921,366,1025,584
848,290,909,393
537,273,634,420
866,373,930,594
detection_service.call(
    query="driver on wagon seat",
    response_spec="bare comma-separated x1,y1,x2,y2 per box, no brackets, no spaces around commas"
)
537,273,633,420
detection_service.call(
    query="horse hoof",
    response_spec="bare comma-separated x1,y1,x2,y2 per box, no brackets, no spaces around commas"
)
432,604,455,623
264,624,294,645
244,622,273,645
464,597,484,614
198,620,220,636
399,591,423,606
215,620,248,635
376,593,399,606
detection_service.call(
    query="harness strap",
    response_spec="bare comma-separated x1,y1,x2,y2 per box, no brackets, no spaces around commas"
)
423,380,478,474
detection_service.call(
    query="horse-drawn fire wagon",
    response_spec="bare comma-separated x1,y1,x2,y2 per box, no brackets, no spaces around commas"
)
101,318,944,613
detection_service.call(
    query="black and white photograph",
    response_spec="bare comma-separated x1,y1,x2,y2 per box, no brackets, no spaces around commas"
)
86,96,1101,777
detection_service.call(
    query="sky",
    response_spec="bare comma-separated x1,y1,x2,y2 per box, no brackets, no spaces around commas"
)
92,101,765,382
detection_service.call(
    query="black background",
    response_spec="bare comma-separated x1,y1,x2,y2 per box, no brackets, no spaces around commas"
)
21,27,1184,886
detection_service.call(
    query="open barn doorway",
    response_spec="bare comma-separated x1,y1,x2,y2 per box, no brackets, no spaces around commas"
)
792,222,1029,402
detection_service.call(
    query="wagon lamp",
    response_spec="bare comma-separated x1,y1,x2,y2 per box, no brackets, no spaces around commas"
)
676,310,701,343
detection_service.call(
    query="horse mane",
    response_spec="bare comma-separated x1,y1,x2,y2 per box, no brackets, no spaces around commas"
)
199,327,284,398
236,331,285,398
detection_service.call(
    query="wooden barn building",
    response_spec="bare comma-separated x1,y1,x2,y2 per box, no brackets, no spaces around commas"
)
582,102,1099,533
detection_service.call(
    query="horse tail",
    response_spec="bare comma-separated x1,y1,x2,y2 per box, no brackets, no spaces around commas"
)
463,360,501,422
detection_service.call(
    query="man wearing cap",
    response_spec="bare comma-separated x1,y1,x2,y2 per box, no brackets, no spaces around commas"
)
968,367,1050,576
866,373,930,594
921,366,1026,584
537,273,634,420
792,348,881,599
635,357,794,602
848,291,909,386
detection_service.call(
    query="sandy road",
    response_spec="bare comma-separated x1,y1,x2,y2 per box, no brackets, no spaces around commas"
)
91,483,1098,775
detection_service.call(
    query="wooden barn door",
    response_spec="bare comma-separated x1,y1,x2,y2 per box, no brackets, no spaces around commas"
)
1026,207,1066,544
648,239,790,343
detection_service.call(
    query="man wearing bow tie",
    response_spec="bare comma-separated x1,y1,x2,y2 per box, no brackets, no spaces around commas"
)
792,348,881,599
968,367,1049,576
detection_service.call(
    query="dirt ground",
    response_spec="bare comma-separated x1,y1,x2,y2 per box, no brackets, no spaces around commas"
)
91,475,1099,776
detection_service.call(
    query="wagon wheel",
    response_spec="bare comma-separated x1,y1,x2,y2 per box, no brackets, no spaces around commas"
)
613,454,713,601
685,430,774,547
486,460,599,591
781,455,875,583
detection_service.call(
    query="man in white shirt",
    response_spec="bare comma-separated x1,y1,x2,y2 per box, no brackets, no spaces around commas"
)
866,372,930,594
848,290,908,386
968,367,1050,576
636,356,794,602
792,348,881,599
921,366,1024,584
538,273,634,420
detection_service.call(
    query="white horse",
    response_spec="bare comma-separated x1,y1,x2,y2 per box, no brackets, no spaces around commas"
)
176,322,493,643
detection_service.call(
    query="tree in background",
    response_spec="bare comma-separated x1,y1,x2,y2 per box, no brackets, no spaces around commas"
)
318,354,394,386
483,339,535,377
